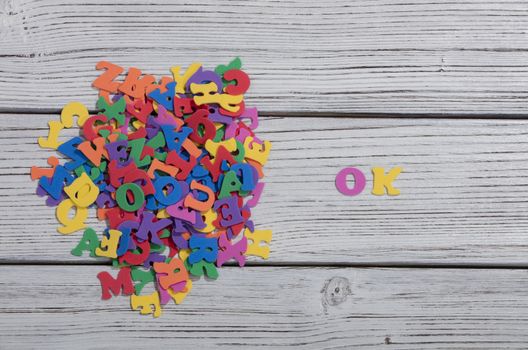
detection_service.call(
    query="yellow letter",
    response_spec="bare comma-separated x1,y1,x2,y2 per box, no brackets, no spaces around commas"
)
60,101,90,127
95,229,122,258
56,199,88,234
244,229,272,259
205,138,237,157
371,167,402,196
170,63,202,94
197,209,217,233
168,279,192,305
38,120,64,149
64,173,100,208
190,82,243,113
244,137,271,165
130,292,162,318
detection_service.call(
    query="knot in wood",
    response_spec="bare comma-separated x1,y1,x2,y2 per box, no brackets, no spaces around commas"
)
0,0,22,40
321,276,351,307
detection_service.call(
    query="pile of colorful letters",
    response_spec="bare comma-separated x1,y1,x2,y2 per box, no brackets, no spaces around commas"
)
30,58,272,317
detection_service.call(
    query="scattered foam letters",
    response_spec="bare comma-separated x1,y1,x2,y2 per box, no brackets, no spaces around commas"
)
31,58,272,317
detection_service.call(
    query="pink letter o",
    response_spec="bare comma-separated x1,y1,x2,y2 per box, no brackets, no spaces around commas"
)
335,167,366,196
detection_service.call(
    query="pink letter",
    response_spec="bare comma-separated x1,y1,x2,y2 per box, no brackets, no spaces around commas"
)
335,167,366,196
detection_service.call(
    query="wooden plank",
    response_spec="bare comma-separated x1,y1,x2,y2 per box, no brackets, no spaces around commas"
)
2,265,528,349
4,113,528,264
1,0,528,115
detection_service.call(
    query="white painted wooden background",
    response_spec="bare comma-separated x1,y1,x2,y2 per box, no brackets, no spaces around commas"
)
1,0,528,348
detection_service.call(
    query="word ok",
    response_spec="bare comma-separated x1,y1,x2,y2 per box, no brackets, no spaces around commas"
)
335,167,402,196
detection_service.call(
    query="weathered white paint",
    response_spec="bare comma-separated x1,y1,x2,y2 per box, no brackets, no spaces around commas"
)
2,1,528,347
2,265,528,349
3,114,528,265
1,0,528,114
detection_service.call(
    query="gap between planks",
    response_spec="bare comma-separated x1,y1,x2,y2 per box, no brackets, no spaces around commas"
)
2,108,528,120
3,261,528,270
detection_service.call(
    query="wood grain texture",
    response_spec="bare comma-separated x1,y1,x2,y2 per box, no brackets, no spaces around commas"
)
1,0,528,115
3,114,528,264
2,265,528,349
